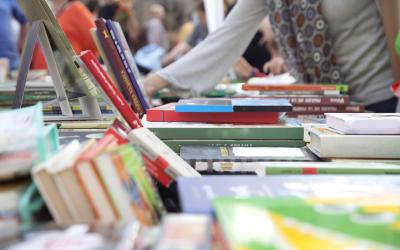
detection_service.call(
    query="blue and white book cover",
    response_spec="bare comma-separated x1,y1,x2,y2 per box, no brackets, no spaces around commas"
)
177,175,400,214
175,99,233,112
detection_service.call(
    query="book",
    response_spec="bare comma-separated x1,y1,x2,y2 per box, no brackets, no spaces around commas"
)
50,140,97,224
242,83,349,93
262,95,350,106
127,127,201,180
308,126,400,159
74,134,119,224
326,113,400,134
32,140,82,225
289,103,365,114
175,98,292,112
143,120,304,140
177,175,400,214
154,214,212,250
106,20,149,111
163,139,305,153
180,146,317,166
146,103,280,124
214,196,400,250
94,19,144,116
79,50,142,129
199,161,400,175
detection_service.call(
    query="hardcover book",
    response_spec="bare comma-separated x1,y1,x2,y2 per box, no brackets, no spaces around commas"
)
180,146,317,166
214,196,400,250
308,126,400,159
146,103,279,124
175,98,292,112
177,175,400,214
326,113,400,134
143,119,304,140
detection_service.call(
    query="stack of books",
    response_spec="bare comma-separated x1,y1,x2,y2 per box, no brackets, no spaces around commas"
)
241,76,364,117
308,113,400,159
146,98,292,124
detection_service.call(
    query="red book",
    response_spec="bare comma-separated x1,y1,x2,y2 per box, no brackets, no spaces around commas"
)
146,103,279,124
79,50,143,129
142,154,173,187
242,84,342,92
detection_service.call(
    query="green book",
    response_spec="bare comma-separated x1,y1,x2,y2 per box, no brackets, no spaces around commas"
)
201,161,400,175
143,119,304,140
164,139,305,153
214,197,400,250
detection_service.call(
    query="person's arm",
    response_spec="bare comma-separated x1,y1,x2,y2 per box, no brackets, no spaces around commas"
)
144,0,267,97
12,2,28,53
162,41,192,66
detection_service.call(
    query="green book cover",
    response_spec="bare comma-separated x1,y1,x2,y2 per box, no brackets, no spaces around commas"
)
214,197,400,250
143,120,304,140
164,140,305,153
119,145,164,223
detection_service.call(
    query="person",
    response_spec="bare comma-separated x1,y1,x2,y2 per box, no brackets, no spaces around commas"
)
31,0,98,69
98,0,141,50
144,0,400,112
161,1,208,67
144,4,169,51
0,0,27,71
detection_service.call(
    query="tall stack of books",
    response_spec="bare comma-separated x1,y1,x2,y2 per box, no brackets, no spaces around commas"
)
241,76,365,118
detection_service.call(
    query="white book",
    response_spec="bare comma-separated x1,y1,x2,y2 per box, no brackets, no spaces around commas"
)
308,126,400,159
326,113,400,135
32,140,81,225
128,127,200,178
94,152,137,223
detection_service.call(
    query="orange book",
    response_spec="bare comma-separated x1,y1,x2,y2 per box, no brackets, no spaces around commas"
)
73,134,119,224
241,84,346,92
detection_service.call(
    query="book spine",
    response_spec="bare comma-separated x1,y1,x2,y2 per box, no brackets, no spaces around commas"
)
242,84,347,92
267,96,350,105
95,19,144,117
79,50,142,129
106,21,149,111
142,154,173,187
265,167,400,175
290,104,365,114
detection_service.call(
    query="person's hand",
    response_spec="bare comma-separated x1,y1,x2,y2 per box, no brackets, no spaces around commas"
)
263,57,285,75
233,58,253,80
143,73,169,96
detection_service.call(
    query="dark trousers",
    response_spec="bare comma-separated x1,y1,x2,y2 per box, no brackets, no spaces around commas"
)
365,97,398,113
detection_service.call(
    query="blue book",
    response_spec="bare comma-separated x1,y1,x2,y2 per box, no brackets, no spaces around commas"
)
105,20,149,111
177,175,400,214
175,98,292,112
175,99,233,112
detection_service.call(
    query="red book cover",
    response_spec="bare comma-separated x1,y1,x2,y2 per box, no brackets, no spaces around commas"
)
146,103,279,124
95,19,144,117
79,50,143,129
142,154,173,187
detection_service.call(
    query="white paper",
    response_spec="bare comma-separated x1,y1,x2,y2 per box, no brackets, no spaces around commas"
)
232,147,305,158
247,73,296,86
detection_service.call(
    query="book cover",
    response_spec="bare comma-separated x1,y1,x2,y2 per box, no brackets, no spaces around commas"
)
179,146,317,166
308,126,400,159
175,99,233,112
175,98,292,112
214,197,400,250
326,113,400,135
106,20,149,111
143,119,304,140
79,50,143,129
94,19,144,117
128,127,201,179
146,103,279,124
177,175,400,214
266,95,350,106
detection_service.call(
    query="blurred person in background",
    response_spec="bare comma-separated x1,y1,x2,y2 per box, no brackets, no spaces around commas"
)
144,4,169,51
31,0,98,69
0,0,28,71
99,0,142,50
161,1,208,67
85,0,100,18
